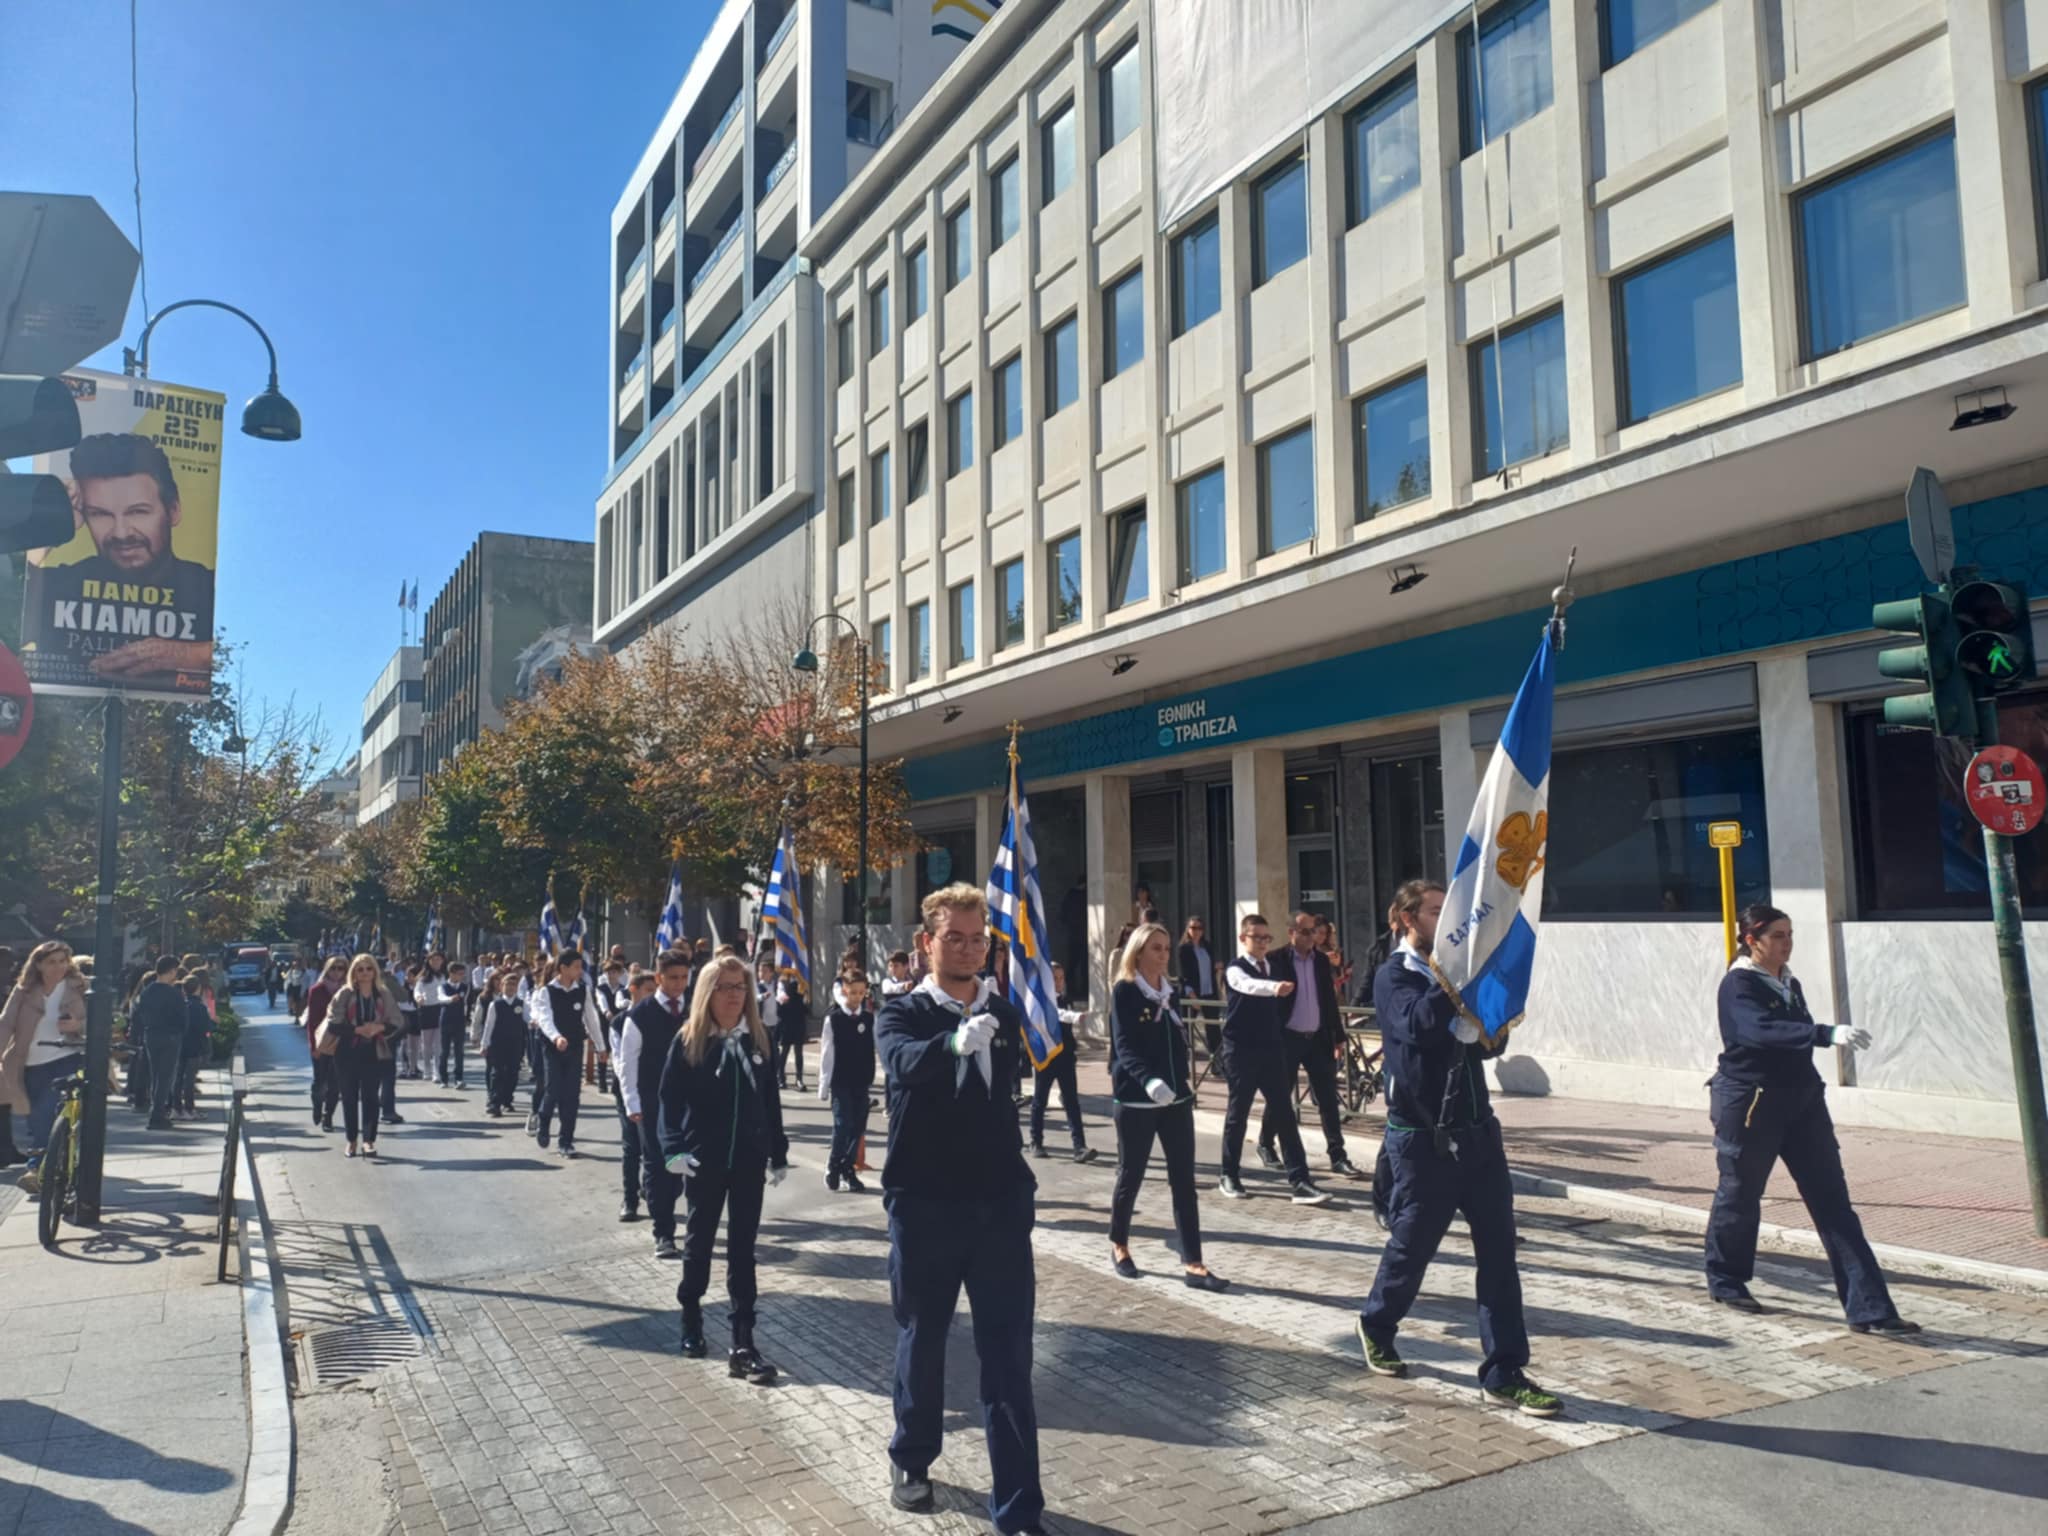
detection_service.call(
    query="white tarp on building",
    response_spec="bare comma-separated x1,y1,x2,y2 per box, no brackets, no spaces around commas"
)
1149,0,1468,233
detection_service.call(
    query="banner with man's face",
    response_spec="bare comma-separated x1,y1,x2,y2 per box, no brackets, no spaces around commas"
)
21,368,222,701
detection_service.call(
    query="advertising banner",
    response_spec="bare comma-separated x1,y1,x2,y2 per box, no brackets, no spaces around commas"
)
20,367,222,701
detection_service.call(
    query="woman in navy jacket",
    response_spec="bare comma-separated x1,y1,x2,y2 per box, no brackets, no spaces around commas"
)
657,954,789,1381
1107,924,1226,1290
1706,904,1916,1333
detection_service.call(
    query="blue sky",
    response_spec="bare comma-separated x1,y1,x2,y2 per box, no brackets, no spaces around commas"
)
5,0,717,759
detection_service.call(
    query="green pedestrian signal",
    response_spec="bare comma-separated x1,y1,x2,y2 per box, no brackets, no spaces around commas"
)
1874,589,1975,739
1952,579,2034,697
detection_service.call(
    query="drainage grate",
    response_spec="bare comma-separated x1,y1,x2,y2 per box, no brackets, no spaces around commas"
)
303,1318,426,1386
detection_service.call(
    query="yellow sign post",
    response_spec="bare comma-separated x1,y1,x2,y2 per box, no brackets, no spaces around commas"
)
1708,821,1744,963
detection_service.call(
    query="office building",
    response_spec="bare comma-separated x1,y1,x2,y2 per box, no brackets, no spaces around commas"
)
358,646,422,827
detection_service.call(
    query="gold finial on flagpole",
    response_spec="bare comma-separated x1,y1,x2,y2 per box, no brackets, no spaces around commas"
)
1006,720,1022,767
1548,546,1578,650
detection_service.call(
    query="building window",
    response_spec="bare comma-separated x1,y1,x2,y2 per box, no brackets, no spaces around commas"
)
1458,0,1552,154
1797,129,1965,362
1615,228,1742,424
1603,0,1714,67
1047,533,1082,631
1257,426,1315,556
1172,213,1221,335
1041,101,1075,203
869,447,891,525
871,617,891,694
905,243,928,321
946,390,974,476
1473,307,1568,475
1355,372,1430,520
991,155,1021,247
835,313,855,384
1104,267,1144,379
995,557,1025,649
949,581,975,665
1101,42,1141,149
1044,315,1079,414
2033,81,2048,277
994,353,1024,447
908,600,931,682
945,203,972,288
867,281,890,356
1544,729,1771,918
848,79,890,146
1253,156,1308,285
836,469,856,545
1108,506,1148,610
1177,466,1227,586
1346,75,1419,225
906,420,930,501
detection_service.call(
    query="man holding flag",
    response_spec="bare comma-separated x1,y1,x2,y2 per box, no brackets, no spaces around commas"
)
1354,595,1569,1419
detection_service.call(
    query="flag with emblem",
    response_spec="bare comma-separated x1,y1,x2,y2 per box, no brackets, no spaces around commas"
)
762,826,810,996
985,732,1062,1069
656,861,685,952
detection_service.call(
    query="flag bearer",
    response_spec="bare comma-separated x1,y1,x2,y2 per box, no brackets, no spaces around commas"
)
877,884,1046,1536
620,950,693,1261
819,971,876,1192
1218,915,1329,1205
534,950,603,1158
609,969,657,1221
1355,880,1561,1417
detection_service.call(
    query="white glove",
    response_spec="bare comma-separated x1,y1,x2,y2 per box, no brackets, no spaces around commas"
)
949,1016,998,1056
768,1165,786,1188
664,1152,700,1176
1145,1078,1174,1105
1452,1018,1483,1045
1836,1026,1872,1051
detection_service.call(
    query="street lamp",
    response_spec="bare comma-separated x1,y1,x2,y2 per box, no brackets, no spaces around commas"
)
792,614,869,967
124,298,302,441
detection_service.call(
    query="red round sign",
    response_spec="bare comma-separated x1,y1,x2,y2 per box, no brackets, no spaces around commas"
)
1965,745,2047,836
0,640,32,772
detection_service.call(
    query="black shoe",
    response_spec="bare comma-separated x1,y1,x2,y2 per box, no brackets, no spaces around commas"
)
1290,1180,1332,1206
1255,1144,1280,1170
827,1171,841,1191
487,1105,501,1118
680,1304,706,1357
1329,1154,1360,1178
537,1129,551,1150
321,1117,334,1132
1711,1291,1764,1314
890,1465,934,1513
619,1202,641,1222
384,1112,405,1125
1029,1142,1048,1159
654,1235,679,1260
1183,1270,1229,1293
1218,1174,1247,1199
1849,1315,1923,1336
1112,1251,1139,1279
728,1346,778,1385
147,1116,172,1130
844,1173,867,1193
310,1106,321,1127
1073,1146,1098,1164
560,1143,577,1160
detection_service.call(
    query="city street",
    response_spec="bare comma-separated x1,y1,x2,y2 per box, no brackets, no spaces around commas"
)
232,1006,2048,1536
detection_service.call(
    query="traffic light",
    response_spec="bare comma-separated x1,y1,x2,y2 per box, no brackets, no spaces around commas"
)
0,376,81,555
1875,589,1976,739
1952,578,2034,696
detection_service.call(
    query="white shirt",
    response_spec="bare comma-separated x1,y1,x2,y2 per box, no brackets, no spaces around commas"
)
534,979,603,1047
618,988,688,1116
28,987,81,1067
1225,952,1287,997
880,975,914,997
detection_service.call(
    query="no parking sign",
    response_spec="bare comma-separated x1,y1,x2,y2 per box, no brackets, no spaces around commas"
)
1965,745,2046,836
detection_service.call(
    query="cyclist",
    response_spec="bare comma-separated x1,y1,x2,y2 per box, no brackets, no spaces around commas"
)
3,941,88,1190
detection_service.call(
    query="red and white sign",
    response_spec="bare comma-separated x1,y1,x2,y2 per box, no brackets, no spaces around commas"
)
0,640,32,771
1965,745,2046,836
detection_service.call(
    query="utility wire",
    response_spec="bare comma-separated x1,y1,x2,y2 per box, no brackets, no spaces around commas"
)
130,0,151,323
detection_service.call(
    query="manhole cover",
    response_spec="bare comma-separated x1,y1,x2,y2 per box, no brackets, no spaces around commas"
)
304,1318,425,1385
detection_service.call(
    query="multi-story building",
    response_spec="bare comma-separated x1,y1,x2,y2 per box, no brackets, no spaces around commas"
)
357,646,422,827
805,0,2048,1138
594,0,978,653
422,533,596,775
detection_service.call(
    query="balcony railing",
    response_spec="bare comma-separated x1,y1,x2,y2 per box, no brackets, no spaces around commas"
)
657,197,677,233
693,93,744,178
688,222,741,296
760,6,796,62
848,105,895,149
658,306,679,337
620,247,647,291
622,351,645,384
762,140,798,196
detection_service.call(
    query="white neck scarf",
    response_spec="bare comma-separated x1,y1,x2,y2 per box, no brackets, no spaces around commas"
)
1132,970,1179,1026
917,973,997,1090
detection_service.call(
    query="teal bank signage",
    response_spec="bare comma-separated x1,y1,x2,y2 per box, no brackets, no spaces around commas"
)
1156,696,1240,749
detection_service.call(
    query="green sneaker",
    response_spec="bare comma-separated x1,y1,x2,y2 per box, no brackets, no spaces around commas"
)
1355,1319,1407,1377
1481,1371,1562,1417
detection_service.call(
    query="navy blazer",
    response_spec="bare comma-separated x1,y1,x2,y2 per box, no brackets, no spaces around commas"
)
1109,980,1193,1106
1372,955,1500,1131
1715,966,1832,1090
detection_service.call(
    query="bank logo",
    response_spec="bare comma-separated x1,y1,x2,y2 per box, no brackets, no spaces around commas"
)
1494,811,1548,891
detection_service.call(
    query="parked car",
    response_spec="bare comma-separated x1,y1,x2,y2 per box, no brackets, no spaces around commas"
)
225,946,271,994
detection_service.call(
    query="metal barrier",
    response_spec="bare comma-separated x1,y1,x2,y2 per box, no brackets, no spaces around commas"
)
216,1053,247,1282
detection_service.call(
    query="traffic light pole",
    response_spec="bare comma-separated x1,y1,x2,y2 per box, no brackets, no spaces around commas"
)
73,696,122,1225
1975,699,2048,1238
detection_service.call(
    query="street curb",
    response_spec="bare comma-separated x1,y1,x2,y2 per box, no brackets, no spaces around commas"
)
226,1106,295,1536
1506,1169,2048,1294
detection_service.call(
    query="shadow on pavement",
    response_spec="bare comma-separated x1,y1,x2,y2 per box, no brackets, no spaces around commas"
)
1666,1419,2048,1499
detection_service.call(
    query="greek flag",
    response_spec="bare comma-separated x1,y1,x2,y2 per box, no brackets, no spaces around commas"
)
539,892,561,957
986,752,1062,1069
565,910,588,956
762,826,811,995
1431,621,1558,1041
423,901,442,955
656,862,684,952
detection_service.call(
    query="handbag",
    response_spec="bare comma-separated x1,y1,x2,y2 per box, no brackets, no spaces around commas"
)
314,1017,341,1057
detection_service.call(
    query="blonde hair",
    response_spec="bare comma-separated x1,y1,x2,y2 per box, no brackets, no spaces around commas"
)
682,954,769,1066
919,881,988,933
345,953,382,989
1117,922,1172,983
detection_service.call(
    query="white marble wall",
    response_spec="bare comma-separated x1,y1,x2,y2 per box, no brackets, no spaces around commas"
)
1839,921,2048,1104
1511,923,1729,1077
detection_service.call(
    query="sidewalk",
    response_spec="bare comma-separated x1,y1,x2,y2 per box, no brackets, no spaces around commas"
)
1062,1045,2048,1277
0,1074,251,1536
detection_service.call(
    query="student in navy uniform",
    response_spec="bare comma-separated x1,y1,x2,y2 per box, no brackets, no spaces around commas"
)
1705,904,1917,1333
524,958,554,1132
1107,924,1224,1290
620,950,694,1261
436,960,472,1088
877,883,1047,1536
1027,962,1095,1162
477,970,527,1117
1355,880,1561,1416
534,951,604,1158
1218,915,1330,1205
770,956,812,1091
608,969,657,1221
1257,912,1359,1178
819,970,876,1192
658,953,787,1381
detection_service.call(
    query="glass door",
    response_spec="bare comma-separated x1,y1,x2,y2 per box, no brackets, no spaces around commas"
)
1130,788,1185,940
1286,769,1341,929
1369,752,1445,959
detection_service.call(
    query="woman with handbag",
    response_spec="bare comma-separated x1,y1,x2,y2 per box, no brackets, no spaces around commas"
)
303,957,346,1129
1,942,88,1181
323,954,396,1158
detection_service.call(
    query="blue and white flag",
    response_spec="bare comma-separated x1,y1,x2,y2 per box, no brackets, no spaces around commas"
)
564,910,588,956
423,901,442,955
656,862,684,952
1431,622,1558,1041
762,827,811,995
985,749,1062,1069
539,891,562,957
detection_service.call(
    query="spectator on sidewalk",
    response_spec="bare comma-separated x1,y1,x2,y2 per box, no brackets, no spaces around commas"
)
135,955,188,1133
304,957,345,1130
176,972,212,1117
3,942,88,1185
1177,918,1223,1062
1027,963,1093,1163
325,954,396,1158
1705,904,1919,1335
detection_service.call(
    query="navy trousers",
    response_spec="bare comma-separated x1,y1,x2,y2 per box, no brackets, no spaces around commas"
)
1704,1073,1895,1324
538,1044,582,1145
485,1041,524,1112
1029,1050,1086,1150
1259,1029,1347,1162
1360,1119,1530,1390
527,1031,548,1115
614,1088,642,1206
828,1087,870,1179
886,1187,1043,1534
639,1115,680,1240
679,1164,765,1331
1218,1045,1307,1183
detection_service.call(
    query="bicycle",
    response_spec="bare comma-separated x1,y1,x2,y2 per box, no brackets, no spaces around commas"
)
35,1070,90,1251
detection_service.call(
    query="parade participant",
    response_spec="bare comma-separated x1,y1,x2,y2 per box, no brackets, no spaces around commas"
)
324,954,396,1159
1256,912,1359,1178
1705,905,1917,1334
609,969,658,1221
304,957,345,1129
818,970,875,1192
658,954,787,1381
755,955,783,1085
593,957,629,1095
1355,880,1560,1415
1107,924,1223,1289
772,960,810,1093
877,884,1045,1533
880,951,914,998
477,970,528,1118
534,950,603,1158
378,965,411,1125
438,960,472,1088
524,958,556,1133
1027,962,1094,1163
397,962,425,1080
1218,916,1328,1205
620,949,693,1261
417,954,452,1082
176,972,211,1117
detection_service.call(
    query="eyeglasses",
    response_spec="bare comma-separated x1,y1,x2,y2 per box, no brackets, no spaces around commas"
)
710,981,750,997
1245,933,1273,946
935,932,987,948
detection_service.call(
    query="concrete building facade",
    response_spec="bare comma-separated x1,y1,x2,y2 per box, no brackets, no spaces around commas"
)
357,646,422,827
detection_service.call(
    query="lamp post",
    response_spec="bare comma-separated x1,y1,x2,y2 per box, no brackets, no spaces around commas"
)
791,615,870,967
71,301,300,1225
